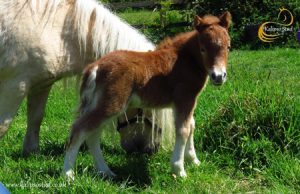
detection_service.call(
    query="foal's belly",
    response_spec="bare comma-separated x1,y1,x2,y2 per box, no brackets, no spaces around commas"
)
128,92,173,109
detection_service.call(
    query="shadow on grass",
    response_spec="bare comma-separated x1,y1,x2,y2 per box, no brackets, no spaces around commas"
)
101,143,152,188
9,141,152,188
9,141,65,160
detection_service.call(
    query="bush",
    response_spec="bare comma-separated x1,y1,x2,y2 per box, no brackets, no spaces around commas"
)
199,89,300,173
191,0,300,49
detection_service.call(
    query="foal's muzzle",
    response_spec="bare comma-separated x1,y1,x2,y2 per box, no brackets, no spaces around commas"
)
209,69,227,85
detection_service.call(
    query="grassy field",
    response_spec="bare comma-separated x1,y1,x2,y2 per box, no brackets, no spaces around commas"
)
117,8,190,44
0,48,299,193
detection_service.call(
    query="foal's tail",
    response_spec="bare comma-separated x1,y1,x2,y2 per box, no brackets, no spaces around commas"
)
78,66,99,116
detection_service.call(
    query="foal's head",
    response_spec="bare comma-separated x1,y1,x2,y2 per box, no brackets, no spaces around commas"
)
194,12,232,85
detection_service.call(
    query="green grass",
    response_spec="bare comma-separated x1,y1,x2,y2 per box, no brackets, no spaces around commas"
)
117,9,190,43
118,10,160,26
0,48,299,193
117,9,187,26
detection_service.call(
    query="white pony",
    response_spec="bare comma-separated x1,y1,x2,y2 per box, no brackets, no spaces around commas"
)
0,0,173,155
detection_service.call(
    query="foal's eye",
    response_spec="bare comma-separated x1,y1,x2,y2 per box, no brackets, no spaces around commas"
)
227,46,231,51
200,48,206,53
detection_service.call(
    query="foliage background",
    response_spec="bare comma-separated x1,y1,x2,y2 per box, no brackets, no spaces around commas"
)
192,0,300,49
104,0,300,49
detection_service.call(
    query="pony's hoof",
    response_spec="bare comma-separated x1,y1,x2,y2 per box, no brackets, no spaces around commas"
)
22,145,39,156
65,170,75,181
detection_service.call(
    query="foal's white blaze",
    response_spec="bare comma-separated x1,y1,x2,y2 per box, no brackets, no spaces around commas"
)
214,38,223,47
213,65,226,76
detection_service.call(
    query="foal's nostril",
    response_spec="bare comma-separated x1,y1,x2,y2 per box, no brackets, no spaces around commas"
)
211,72,216,80
223,72,227,78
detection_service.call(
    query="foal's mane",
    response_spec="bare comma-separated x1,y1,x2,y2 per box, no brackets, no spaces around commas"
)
156,31,196,51
155,15,222,51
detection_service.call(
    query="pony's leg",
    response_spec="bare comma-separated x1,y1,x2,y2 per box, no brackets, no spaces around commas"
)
184,116,200,165
0,79,28,138
86,130,116,177
23,86,52,155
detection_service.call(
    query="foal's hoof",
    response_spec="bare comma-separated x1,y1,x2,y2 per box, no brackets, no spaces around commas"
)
193,159,201,166
172,170,187,178
64,170,75,181
185,154,201,166
97,169,116,179
178,170,187,178
172,163,187,178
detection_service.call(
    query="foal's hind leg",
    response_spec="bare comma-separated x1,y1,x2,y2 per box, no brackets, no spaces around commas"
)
64,82,131,179
86,129,116,177
184,116,200,165
63,120,89,180
63,111,104,180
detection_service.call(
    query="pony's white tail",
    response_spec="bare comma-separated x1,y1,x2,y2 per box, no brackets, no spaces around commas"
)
153,108,175,150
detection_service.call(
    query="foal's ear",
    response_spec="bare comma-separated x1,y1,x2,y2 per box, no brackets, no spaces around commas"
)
219,11,232,30
194,15,203,30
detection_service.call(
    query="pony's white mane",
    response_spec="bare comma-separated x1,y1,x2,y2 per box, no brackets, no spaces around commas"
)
0,0,154,58
73,0,155,58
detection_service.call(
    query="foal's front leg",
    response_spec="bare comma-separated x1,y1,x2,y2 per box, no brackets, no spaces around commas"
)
171,100,196,178
184,116,200,165
171,122,190,177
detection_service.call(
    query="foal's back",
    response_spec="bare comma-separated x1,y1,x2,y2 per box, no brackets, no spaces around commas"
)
82,49,178,107
87,49,177,82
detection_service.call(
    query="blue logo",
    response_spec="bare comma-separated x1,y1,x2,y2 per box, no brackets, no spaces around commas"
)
0,182,10,194
297,29,300,43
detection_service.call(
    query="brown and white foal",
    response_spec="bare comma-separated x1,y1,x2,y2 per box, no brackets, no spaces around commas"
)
64,12,231,179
